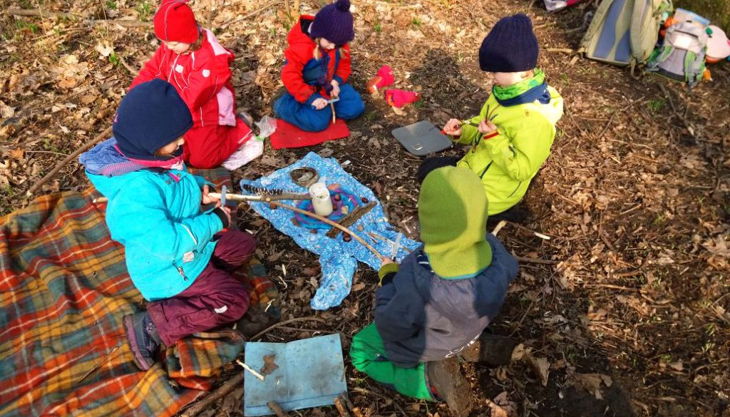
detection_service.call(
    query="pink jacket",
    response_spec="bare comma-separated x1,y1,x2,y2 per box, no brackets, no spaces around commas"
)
130,29,237,128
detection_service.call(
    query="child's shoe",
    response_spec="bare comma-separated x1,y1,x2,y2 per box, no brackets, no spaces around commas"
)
459,333,517,366
123,312,161,370
427,357,473,417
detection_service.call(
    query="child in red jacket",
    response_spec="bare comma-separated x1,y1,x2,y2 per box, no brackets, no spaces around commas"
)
274,0,365,132
130,0,260,170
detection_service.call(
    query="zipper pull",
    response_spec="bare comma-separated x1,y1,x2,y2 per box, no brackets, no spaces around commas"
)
177,266,188,280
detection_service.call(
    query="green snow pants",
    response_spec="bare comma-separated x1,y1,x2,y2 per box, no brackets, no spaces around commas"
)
349,323,434,401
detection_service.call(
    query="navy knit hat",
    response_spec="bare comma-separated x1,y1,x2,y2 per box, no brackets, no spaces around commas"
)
113,79,192,160
310,0,354,46
479,14,539,72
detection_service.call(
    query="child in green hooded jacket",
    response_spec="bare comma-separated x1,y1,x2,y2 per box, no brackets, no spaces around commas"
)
350,166,519,417
432,13,564,222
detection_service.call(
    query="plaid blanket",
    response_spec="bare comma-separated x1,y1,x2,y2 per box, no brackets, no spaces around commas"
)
0,177,251,416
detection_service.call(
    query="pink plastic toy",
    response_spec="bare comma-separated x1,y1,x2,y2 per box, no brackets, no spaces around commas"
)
385,89,420,108
367,65,395,94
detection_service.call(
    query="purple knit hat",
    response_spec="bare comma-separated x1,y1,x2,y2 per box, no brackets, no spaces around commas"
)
310,0,354,46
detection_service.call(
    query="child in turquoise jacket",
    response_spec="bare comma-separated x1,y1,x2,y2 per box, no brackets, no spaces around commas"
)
431,14,564,222
80,80,256,370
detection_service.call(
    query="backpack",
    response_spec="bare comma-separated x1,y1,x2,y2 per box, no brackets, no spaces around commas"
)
646,21,709,87
581,0,673,67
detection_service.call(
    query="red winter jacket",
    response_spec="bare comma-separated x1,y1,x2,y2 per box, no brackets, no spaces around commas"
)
130,29,237,128
281,15,352,103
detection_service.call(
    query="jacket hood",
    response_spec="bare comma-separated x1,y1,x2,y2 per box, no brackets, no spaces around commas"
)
419,166,492,278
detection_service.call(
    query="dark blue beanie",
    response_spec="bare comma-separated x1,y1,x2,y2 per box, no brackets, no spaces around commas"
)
113,79,192,160
479,14,539,72
309,0,354,46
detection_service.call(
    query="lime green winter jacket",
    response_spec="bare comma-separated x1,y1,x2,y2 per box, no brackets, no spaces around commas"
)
455,86,564,215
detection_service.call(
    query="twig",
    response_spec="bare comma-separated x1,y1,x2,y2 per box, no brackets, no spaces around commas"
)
268,401,289,417
27,126,112,196
341,395,364,417
179,372,244,417
236,359,265,381
509,291,538,337
546,47,576,54
116,53,137,75
516,256,557,265
250,316,327,341
351,387,407,417
334,395,352,417
219,0,281,29
326,202,376,238
596,110,619,142
505,221,552,240
583,283,639,291
491,220,508,236
262,201,387,262
6,8,152,27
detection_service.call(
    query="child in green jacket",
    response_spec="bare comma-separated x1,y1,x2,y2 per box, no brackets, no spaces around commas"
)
430,13,564,222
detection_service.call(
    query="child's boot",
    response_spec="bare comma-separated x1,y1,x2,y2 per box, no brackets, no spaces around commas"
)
460,333,517,366
123,312,161,370
426,357,473,417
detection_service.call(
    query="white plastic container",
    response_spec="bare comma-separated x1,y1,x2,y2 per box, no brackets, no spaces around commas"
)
308,182,334,217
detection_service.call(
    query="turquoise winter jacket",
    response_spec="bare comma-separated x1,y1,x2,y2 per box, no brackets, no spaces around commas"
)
87,169,223,301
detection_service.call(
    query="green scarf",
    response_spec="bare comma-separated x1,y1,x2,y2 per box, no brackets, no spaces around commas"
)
492,68,545,101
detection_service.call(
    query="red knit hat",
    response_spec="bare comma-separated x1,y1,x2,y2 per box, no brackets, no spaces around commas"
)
153,0,199,44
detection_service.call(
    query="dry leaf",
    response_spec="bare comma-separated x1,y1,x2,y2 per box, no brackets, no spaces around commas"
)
0,100,15,119
8,149,24,160
259,354,279,376
574,373,612,400
95,42,114,58
510,343,526,361
527,354,550,386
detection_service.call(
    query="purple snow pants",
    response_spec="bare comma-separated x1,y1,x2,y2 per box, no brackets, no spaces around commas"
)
147,230,256,346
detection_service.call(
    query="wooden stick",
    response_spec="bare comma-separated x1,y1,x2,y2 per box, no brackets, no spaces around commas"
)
27,126,112,196
219,0,281,29
334,395,352,417
326,202,376,238
209,191,310,202
6,8,152,27
515,256,557,265
179,372,244,417
250,316,326,341
267,401,289,417
256,201,387,262
236,359,265,381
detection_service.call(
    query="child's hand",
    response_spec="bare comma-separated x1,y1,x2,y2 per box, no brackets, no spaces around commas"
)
478,120,498,135
311,98,328,110
219,206,232,226
380,258,396,267
443,119,462,136
201,185,220,206
330,80,340,98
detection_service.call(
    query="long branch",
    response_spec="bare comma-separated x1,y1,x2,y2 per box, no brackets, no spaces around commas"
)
257,200,387,262
27,126,112,196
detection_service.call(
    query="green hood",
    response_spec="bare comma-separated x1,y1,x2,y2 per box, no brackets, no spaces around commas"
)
418,166,492,278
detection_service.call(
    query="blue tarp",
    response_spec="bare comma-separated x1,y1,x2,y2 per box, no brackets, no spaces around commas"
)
240,152,418,310
243,334,346,416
